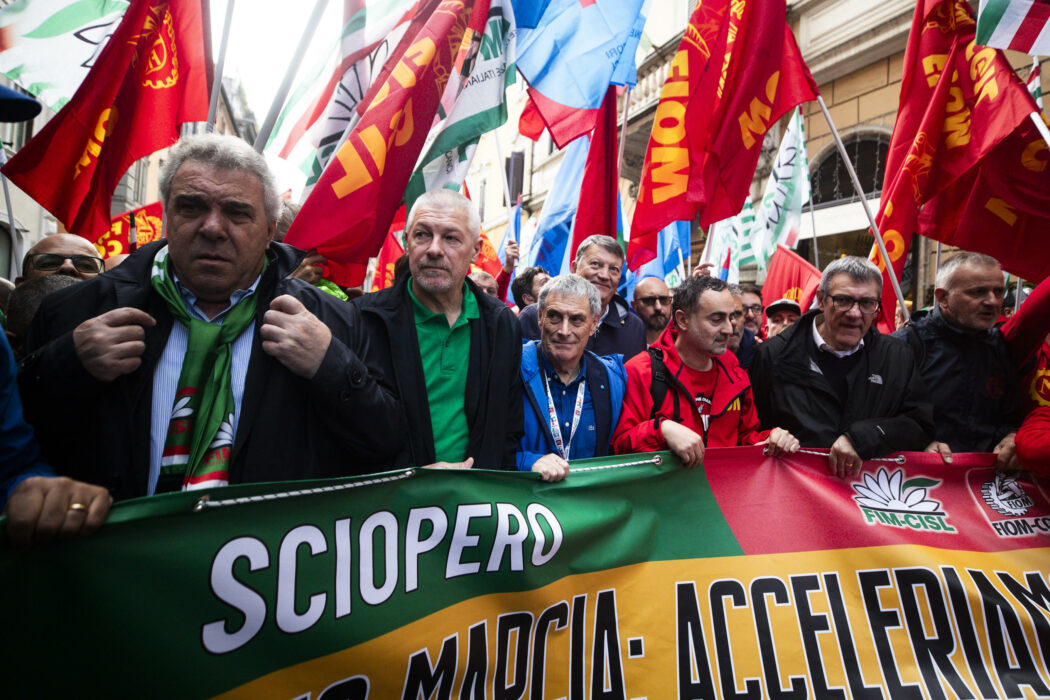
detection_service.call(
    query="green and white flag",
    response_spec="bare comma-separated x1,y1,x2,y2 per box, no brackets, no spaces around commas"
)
977,0,1050,56
748,107,811,273
1028,58,1043,109
265,0,418,194
701,196,753,284
403,0,516,210
0,0,129,111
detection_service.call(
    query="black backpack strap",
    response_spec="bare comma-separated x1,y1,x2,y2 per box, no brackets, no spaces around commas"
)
648,347,680,423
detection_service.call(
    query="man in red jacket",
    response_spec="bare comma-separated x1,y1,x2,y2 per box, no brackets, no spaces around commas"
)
612,276,799,466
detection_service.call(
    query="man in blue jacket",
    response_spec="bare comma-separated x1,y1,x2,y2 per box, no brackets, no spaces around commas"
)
518,274,627,481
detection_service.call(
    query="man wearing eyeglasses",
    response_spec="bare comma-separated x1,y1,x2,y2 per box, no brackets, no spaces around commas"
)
16,233,105,285
751,257,935,477
631,276,672,347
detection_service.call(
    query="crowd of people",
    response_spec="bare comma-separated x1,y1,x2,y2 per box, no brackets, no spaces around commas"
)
3,132,1049,547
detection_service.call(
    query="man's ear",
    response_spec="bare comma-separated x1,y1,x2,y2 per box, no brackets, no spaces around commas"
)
673,308,688,332
569,259,578,274
471,235,482,263
933,287,948,308
266,219,278,247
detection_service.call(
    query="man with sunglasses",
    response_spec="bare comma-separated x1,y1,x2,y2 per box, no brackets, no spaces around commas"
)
16,233,104,284
751,257,935,477
631,276,672,347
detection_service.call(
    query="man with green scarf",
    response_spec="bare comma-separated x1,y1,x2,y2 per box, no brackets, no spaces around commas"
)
17,134,404,511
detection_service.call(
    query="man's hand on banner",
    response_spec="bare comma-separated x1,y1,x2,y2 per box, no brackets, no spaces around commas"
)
994,432,1019,470
261,295,332,379
73,307,156,381
925,440,954,464
532,453,570,482
4,476,111,547
661,420,705,468
828,434,863,477
762,427,801,457
424,458,475,470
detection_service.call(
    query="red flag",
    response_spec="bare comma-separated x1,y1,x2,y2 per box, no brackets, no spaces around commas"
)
569,85,619,261
518,94,546,141
762,244,821,313
285,0,478,287
869,0,1039,331
94,202,165,259
627,0,818,270
370,208,406,292
2,0,208,241
461,181,502,278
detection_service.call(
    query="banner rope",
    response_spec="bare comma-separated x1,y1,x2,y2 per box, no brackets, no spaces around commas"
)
571,455,664,472
794,448,907,464
193,471,417,511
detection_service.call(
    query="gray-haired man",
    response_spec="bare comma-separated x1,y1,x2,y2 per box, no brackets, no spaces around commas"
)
750,256,935,477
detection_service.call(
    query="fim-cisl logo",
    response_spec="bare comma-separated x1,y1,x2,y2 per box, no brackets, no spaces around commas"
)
852,467,956,533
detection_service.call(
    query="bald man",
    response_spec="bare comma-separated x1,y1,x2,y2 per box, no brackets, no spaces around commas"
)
16,233,104,285
632,276,672,346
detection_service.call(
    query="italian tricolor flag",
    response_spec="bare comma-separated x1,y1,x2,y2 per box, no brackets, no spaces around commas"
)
977,0,1050,55
1028,58,1044,108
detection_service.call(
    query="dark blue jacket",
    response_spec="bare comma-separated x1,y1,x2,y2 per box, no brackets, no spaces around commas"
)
0,331,53,503
517,340,626,469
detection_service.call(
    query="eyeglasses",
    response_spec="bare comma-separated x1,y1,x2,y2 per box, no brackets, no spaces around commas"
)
829,294,880,315
26,253,104,275
743,304,763,315
636,295,672,307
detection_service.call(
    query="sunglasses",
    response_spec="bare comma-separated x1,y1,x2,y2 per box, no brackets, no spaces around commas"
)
26,253,104,275
636,295,672,306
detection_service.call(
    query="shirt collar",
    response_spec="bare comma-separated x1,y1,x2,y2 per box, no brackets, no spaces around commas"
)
173,271,262,324
538,346,587,387
407,279,479,326
811,315,865,358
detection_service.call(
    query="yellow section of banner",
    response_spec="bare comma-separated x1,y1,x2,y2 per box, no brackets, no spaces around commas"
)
218,545,1050,699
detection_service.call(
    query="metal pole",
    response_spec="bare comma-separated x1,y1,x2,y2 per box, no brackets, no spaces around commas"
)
807,194,819,269
1031,111,1050,150
1,173,20,273
935,241,942,270
206,0,235,130
616,87,631,175
253,0,328,153
815,95,909,321
1015,276,1024,313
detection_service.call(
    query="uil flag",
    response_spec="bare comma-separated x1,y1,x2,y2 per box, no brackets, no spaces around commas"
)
284,0,479,287
627,0,818,271
2,0,208,241
1028,59,1043,108
870,0,1039,331
977,0,1050,56
763,245,821,313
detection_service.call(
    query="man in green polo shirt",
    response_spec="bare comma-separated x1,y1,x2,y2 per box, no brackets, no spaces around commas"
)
353,190,523,469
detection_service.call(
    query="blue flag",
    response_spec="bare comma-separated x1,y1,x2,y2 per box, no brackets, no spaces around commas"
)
528,136,589,276
621,220,690,301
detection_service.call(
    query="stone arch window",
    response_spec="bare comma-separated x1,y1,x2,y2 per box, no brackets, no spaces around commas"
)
809,129,891,207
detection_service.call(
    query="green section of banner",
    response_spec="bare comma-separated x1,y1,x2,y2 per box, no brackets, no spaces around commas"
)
0,452,740,698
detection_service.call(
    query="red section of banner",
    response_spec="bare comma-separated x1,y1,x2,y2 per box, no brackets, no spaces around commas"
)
285,0,476,287
762,244,820,311
2,0,208,241
570,85,618,260
870,0,1038,331
704,446,1050,555
627,0,817,270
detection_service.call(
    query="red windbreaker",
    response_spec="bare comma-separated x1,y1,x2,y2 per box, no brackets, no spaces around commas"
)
612,324,768,454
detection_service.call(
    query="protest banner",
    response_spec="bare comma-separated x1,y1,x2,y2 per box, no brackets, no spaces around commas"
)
4,448,1050,698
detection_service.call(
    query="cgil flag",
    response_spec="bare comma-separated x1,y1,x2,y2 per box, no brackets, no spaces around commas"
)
762,244,821,313
267,0,421,194
404,0,516,211
870,0,1042,331
514,0,647,148
1,0,208,241
744,107,812,273
627,0,818,271
699,197,754,285
93,201,165,260
977,0,1050,56
283,0,479,287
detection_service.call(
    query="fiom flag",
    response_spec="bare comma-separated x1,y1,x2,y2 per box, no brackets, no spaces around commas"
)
0,0,129,111
977,0,1050,56
514,0,646,148
284,0,479,287
1,0,208,241
870,0,1042,331
404,0,517,210
627,0,818,271
747,107,811,272
762,244,821,313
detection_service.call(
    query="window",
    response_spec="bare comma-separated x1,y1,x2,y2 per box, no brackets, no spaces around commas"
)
810,132,890,208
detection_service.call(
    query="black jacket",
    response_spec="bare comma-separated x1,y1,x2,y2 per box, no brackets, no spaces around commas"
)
518,293,647,360
893,306,1020,452
19,241,404,500
750,310,935,458
351,274,523,469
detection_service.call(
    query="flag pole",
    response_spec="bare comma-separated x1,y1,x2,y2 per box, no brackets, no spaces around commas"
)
616,88,631,175
1015,276,1024,313
1030,111,1050,150
253,0,327,153
815,95,909,321
935,241,942,269
806,191,819,269
206,0,235,130
493,134,514,218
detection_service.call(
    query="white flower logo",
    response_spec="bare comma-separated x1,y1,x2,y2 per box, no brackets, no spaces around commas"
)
170,395,193,419
210,414,234,449
853,467,942,513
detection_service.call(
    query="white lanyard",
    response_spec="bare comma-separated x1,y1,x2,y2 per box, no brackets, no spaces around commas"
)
540,361,586,461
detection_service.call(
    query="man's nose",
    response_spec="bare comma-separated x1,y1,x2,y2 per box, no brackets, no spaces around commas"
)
199,207,227,236
57,258,78,275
